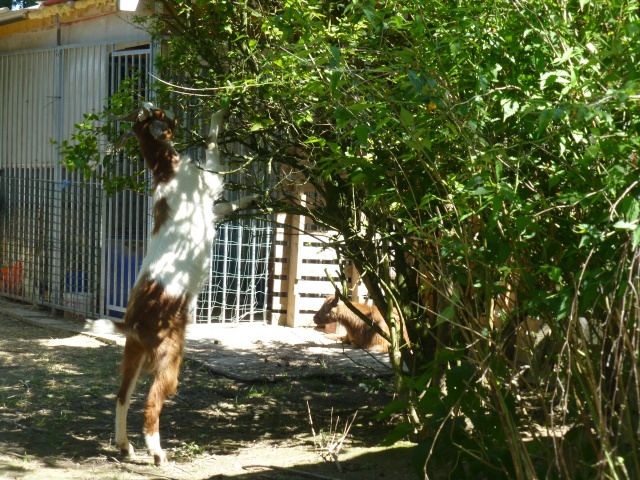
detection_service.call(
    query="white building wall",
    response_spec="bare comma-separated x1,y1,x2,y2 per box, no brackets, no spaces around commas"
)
0,0,150,54
0,2,151,318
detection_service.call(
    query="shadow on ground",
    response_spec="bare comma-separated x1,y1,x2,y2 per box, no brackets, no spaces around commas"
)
0,312,418,479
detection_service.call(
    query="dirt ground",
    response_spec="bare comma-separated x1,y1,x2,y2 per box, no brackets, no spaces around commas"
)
0,313,417,480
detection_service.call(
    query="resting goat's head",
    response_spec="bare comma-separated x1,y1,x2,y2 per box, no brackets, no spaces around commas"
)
313,294,341,326
111,103,227,184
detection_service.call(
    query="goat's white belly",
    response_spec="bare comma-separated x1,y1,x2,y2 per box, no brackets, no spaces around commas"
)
141,215,215,296
138,163,224,296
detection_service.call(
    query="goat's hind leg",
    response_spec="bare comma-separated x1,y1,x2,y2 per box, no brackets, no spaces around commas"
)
115,339,145,458
143,345,182,466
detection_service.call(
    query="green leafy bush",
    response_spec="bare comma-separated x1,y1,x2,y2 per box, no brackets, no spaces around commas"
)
60,0,640,477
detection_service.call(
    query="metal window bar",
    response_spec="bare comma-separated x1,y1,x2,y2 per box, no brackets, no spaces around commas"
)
101,47,151,318
57,45,107,316
194,148,274,324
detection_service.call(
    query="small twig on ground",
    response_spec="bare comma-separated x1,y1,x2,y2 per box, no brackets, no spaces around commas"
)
307,400,319,448
109,455,180,480
15,423,48,433
306,401,358,473
243,464,342,480
80,455,110,462
2,451,30,460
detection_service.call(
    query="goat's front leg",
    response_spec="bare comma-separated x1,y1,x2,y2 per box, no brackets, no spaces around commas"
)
213,194,261,217
116,340,145,458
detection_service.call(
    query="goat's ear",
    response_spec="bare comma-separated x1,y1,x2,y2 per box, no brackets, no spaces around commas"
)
113,129,136,150
137,104,153,122
163,109,175,121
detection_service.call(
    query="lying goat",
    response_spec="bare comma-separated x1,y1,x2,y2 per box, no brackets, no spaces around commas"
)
112,103,257,465
313,295,409,353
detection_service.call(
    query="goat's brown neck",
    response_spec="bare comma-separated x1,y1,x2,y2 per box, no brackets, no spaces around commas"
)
134,128,180,185
339,302,375,318
140,142,179,185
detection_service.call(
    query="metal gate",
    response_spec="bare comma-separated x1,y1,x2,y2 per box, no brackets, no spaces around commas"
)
0,45,107,316
0,43,273,323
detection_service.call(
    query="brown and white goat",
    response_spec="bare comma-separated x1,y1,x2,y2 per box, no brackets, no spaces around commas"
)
313,295,409,353
112,103,257,465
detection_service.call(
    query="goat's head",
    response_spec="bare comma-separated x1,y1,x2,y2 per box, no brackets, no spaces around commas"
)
111,102,177,150
112,104,228,174
313,294,341,326
109,103,180,184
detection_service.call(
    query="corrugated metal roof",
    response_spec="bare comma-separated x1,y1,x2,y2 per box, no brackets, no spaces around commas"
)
0,6,33,26
0,0,118,27
27,0,115,20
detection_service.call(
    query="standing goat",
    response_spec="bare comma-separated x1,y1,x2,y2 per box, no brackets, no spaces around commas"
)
313,295,410,353
112,103,257,465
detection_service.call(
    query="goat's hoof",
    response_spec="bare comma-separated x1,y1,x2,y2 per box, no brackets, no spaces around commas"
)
119,444,135,457
153,451,167,466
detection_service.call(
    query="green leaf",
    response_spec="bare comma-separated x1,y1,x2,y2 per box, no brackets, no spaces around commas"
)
554,289,573,320
380,422,414,446
545,266,563,283
444,363,479,412
471,186,491,196
620,197,640,223
330,70,342,95
354,124,369,144
536,109,554,136
633,227,640,250
303,136,326,146
347,103,369,114
400,107,414,127
501,98,520,121
249,118,275,132
612,220,636,230
494,159,503,182
540,70,570,90
408,70,424,94
375,399,409,421
439,304,455,324
334,107,351,129
362,4,384,31
490,63,502,79
552,47,576,65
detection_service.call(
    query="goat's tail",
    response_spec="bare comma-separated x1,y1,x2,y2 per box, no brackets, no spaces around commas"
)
82,318,128,336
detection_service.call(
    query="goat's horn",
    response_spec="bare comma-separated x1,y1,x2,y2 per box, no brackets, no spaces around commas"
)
106,108,140,122
107,104,154,123
113,129,136,150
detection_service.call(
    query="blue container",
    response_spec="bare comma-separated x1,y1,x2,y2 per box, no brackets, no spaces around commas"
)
105,239,143,319
66,271,87,293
